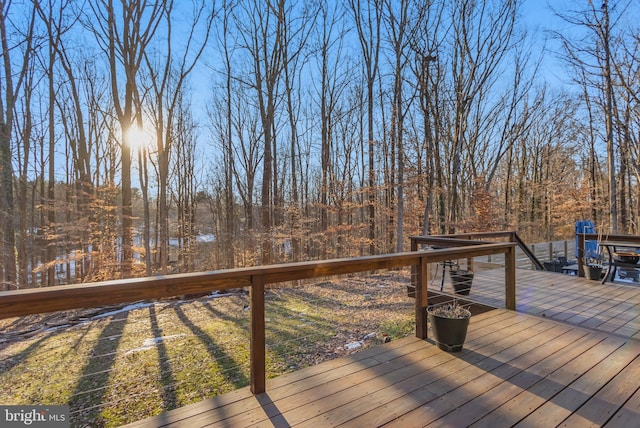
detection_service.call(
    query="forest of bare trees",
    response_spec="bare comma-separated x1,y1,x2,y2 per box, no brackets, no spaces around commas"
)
1,0,639,290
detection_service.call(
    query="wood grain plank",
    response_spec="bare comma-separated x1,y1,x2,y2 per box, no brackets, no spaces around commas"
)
121,336,421,428
469,269,640,341
513,338,640,427
605,383,640,427
126,312,454,428
293,316,556,427
574,299,635,329
428,327,596,427
380,323,576,428
598,303,640,335
561,352,640,426
347,324,589,428
457,330,607,428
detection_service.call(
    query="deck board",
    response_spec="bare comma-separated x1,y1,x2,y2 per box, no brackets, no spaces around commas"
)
296,318,556,427
606,384,640,427
513,341,640,427
125,269,640,427
561,349,640,427
469,269,640,337
469,335,622,427
464,330,604,427
214,311,529,428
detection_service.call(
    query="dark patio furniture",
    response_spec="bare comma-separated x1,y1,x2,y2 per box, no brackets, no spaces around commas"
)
599,241,640,284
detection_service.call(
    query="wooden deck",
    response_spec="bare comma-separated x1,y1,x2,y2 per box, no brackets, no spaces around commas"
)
125,269,640,427
468,267,640,340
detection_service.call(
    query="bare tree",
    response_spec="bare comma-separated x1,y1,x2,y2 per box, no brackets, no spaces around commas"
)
143,0,214,273
35,0,86,285
214,0,236,268
170,100,199,271
280,1,315,261
611,16,640,232
554,0,631,232
408,0,445,235
312,1,350,254
0,2,37,290
445,0,518,231
348,0,381,254
209,80,262,263
232,0,283,264
232,0,311,264
86,0,167,276
382,0,423,251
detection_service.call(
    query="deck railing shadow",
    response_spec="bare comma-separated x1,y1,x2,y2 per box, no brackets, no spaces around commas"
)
426,327,634,427
267,307,529,426
334,307,601,426
0,232,518,399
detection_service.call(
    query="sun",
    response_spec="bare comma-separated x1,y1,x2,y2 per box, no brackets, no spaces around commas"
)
125,126,154,152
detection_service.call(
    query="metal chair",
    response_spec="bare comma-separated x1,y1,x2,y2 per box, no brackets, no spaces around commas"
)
439,260,459,291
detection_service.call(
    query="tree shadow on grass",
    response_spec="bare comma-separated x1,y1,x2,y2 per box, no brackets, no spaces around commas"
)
0,316,128,411
148,305,177,411
173,305,249,390
68,312,129,426
0,334,55,376
202,297,248,326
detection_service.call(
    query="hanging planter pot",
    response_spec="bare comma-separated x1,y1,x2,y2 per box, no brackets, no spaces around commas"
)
427,304,471,352
449,269,474,295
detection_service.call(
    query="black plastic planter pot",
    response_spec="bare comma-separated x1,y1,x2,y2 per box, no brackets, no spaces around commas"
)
427,310,470,352
583,264,603,281
449,269,474,295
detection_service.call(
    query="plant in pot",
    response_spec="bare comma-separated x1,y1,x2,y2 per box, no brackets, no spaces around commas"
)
427,302,472,352
583,254,604,281
449,268,474,295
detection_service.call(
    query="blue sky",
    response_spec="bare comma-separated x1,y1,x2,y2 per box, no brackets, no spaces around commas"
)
521,0,569,88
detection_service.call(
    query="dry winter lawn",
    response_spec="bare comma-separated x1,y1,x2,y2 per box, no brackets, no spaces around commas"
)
0,269,415,427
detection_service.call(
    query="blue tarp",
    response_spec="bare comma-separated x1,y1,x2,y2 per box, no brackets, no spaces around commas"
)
575,220,598,259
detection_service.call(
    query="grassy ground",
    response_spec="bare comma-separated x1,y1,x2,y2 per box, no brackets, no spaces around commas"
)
0,270,415,427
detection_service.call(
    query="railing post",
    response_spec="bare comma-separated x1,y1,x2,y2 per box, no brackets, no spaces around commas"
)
577,234,585,277
505,246,516,310
415,255,428,339
250,275,266,394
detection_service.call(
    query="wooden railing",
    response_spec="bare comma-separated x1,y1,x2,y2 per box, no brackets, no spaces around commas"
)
576,233,640,277
411,231,544,271
0,240,517,395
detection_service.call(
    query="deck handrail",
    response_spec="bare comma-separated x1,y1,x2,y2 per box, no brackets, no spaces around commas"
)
410,231,544,270
0,241,516,395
